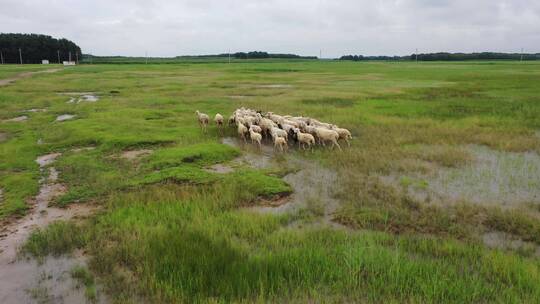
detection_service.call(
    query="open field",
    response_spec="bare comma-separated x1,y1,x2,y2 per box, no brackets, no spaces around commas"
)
1,60,540,303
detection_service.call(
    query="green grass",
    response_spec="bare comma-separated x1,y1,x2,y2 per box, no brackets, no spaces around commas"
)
25,185,540,303
2,60,539,302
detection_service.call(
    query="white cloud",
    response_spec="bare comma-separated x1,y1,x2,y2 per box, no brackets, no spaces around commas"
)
1,0,538,57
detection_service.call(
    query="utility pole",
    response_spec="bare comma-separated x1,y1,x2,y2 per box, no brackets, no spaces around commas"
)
76,52,79,64
145,51,148,64
0,50,4,64
319,49,322,59
520,48,524,62
19,48,23,64
57,50,60,64
228,49,231,64
69,51,72,62
415,48,418,63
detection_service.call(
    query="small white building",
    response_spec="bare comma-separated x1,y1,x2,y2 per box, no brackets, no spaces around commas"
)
41,60,49,64
63,61,76,66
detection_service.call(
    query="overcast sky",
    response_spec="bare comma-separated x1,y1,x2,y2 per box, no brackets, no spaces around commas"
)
1,0,539,57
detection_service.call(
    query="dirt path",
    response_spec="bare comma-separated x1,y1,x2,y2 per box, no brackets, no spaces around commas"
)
0,68,62,87
0,153,101,303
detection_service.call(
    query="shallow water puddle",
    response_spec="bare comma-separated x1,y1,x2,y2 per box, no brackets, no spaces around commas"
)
3,115,28,122
24,108,47,113
222,137,277,169
0,153,100,302
221,137,344,227
255,84,293,88
204,164,235,174
56,114,76,122
71,146,96,153
60,92,100,104
36,152,62,167
382,145,540,207
0,253,108,304
483,231,540,257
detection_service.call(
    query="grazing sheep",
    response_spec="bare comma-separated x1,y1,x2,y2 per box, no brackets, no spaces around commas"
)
243,116,256,127
258,118,274,137
226,107,347,152
304,125,319,142
271,127,288,140
278,123,294,133
196,110,209,132
283,119,299,128
249,125,262,133
267,112,284,124
214,113,224,133
237,123,248,143
331,125,352,147
296,130,315,150
273,136,288,152
315,127,341,150
249,129,262,148
288,128,298,144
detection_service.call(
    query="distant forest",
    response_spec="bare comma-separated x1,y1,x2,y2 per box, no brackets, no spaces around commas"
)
82,51,317,63
2,33,538,64
0,33,82,64
211,51,317,59
340,52,540,61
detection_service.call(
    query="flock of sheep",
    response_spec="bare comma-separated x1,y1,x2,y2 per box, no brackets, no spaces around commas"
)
196,108,352,152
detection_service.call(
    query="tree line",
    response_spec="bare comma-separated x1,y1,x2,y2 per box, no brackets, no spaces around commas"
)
0,33,82,64
174,51,317,60
225,51,317,59
340,52,540,61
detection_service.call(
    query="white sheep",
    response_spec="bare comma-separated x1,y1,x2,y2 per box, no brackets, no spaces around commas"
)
237,122,248,143
296,131,315,151
250,129,262,148
258,118,275,137
273,136,288,152
331,125,352,147
279,123,294,133
315,127,341,150
196,110,209,133
249,125,262,133
214,113,224,133
271,127,288,140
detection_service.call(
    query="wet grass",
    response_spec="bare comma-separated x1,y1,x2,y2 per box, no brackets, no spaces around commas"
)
71,265,98,302
1,60,540,302
25,185,540,303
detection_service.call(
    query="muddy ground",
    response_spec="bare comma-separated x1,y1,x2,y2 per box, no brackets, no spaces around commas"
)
0,153,102,303
0,69,62,87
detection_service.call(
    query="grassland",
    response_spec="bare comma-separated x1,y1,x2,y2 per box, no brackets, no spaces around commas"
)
1,60,540,303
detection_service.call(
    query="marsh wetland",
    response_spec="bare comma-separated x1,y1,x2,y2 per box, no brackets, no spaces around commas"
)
1,60,540,303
